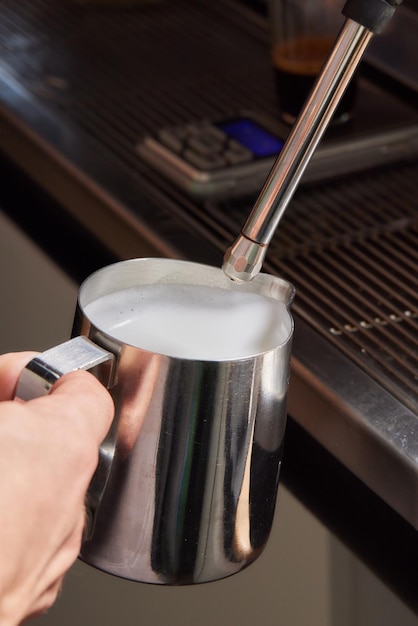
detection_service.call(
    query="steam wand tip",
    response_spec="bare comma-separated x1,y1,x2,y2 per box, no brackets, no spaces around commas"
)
222,235,268,282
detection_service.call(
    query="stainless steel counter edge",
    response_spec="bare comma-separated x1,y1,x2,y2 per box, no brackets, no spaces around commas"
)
1,68,417,529
290,316,418,529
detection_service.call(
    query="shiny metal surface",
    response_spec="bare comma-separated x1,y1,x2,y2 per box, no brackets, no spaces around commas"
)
16,258,294,584
221,235,267,283
223,19,373,281
15,336,115,400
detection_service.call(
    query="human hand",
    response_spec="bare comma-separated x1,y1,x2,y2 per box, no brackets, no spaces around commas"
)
0,352,114,626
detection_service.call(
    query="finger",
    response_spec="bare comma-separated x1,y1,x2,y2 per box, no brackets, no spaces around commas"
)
47,370,114,444
0,352,38,402
22,509,85,624
22,577,64,623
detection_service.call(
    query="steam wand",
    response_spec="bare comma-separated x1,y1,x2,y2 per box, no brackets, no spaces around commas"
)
222,0,403,282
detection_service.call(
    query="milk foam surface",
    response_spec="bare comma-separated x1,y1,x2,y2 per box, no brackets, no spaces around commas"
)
84,283,290,360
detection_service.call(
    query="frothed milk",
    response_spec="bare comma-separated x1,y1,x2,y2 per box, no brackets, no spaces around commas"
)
84,283,289,360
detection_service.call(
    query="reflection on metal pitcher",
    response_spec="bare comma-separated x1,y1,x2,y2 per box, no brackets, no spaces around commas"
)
16,258,294,585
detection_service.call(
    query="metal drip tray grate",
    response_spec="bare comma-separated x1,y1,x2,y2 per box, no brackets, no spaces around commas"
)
206,162,418,413
0,0,277,166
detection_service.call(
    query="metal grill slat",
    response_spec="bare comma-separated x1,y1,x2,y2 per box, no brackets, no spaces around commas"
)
289,253,417,379
314,253,417,367
277,257,417,393
371,238,418,280
334,240,418,311
277,261,418,406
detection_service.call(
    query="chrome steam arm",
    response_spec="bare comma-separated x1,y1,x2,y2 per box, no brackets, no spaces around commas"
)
222,0,404,283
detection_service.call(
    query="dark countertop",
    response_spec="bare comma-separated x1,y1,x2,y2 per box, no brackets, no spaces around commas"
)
1,0,418,612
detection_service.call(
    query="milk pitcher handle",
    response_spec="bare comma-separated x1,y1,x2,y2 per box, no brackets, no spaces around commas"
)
15,336,116,401
14,336,117,539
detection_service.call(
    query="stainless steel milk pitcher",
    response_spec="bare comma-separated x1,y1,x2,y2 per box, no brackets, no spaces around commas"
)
15,258,294,585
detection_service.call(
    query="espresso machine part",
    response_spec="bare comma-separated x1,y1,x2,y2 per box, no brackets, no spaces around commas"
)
222,0,404,283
